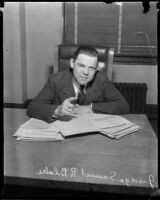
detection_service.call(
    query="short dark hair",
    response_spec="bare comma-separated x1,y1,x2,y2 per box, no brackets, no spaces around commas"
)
73,45,99,60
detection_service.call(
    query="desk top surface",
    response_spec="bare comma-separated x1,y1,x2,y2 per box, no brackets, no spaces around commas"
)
4,108,158,195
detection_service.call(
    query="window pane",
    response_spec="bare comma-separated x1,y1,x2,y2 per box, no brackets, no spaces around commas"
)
64,2,75,44
78,2,119,47
121,2,157,57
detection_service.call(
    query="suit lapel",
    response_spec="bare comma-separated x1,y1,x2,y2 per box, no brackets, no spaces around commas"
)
85,84,101,104
59,73,75,103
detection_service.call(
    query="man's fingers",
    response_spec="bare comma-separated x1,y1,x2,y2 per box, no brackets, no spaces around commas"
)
64,104,73,111
65,102,74,109
67,96,77,103
61,97,78,115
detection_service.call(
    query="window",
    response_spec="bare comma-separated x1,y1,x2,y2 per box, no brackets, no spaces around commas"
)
63,2,157,65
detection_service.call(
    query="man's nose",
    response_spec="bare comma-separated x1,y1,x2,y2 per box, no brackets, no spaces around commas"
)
83,67,89,75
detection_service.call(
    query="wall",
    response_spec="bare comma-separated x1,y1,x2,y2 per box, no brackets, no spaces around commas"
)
3,2,157,105
25,2,63,98
3,3,23,103
3,2,63,103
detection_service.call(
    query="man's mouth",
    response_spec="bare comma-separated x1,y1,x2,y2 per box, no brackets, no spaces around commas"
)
80,77,88,81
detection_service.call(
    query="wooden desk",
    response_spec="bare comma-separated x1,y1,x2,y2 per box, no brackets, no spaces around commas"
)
3,108,158,197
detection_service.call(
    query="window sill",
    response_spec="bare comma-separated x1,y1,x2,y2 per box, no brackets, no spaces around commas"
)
113,55,157,65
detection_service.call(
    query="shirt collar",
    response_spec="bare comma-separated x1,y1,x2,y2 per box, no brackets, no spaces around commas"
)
72,78,87,97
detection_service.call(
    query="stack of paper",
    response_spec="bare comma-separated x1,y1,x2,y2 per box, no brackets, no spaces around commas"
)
89,114,141,139
13,118,64,141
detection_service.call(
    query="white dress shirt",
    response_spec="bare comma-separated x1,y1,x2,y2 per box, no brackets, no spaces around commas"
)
72,79,92,109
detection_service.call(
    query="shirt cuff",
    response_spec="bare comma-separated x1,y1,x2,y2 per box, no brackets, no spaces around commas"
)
52,106,60,119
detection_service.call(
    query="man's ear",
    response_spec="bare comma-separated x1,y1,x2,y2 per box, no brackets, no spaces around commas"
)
70,58,74,69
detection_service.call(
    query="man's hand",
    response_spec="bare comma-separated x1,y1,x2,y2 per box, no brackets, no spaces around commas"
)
72,105,93,115
54,97,77,116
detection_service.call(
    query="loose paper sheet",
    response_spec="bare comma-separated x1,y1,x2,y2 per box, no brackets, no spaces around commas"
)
54,118,99,137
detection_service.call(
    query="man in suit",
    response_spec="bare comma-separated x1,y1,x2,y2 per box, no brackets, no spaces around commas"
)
27,45,129,123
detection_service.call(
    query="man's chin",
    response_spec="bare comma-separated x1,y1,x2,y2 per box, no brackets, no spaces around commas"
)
79,81,88,85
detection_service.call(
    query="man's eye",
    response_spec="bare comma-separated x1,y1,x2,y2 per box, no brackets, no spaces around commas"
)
78,64,85,68
89,67,96,70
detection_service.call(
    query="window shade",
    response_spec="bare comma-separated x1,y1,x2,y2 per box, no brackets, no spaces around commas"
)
63,2,157,64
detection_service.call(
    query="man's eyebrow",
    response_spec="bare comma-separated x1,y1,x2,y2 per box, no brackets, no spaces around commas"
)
77,62,85,66
87,65,97,69
76,62,96,68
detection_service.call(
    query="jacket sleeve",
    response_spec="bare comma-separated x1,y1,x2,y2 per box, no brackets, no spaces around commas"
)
26,75,58,123
92,78,130,114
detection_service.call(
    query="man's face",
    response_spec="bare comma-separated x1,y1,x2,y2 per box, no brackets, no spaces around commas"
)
70,53,98,86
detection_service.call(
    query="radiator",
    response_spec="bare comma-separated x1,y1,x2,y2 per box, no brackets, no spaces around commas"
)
113,82,148,114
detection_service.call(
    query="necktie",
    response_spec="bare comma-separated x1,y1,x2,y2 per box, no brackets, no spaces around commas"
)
77,85,86,105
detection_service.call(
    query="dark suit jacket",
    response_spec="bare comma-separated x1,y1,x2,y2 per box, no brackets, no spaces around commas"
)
27,69,130,123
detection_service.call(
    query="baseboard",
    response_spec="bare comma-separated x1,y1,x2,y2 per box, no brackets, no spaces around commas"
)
3,99,32,109
3,101,157,120
3,103,25,109
23,99,32,108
